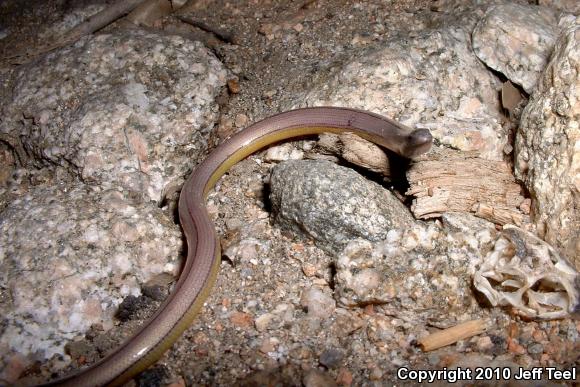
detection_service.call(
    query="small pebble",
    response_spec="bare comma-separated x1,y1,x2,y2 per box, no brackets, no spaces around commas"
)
115,295,151,322
64,341,94,361
293,23,304,32
336,367,353,386
302,262,318,277
230,311,253,328
255,312,276,332
263,89,277,98
300,287,336,319
227,79,240,94
235,113,248,127
264,143,304,162
527,342,544,357
303,369,338,387
135,365,169,387
259,337,279,354
369,366,383,380
167,376,187,387
142,272,174,301
319,348,344,369
476,336,494,351
290,345,312,360
507,338,526,355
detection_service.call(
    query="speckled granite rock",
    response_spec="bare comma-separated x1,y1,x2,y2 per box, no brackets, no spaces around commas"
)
0,184,182,373
334,216,497,320
472,3,563,94
269,160,415,253
539,0,580,14
285,24,505,160
514,20,580,268
0,29,227,203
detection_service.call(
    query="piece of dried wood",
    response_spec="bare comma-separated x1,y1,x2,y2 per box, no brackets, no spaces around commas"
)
418,319,487,351
406,147,529,226
315,133,390,176
62,0,146,42
127,0,174,27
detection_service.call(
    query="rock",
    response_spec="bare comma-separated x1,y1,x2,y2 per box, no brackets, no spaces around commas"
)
327,309,365,337
63,339,95,362
240,366,303,386
527,342,544,357
0,353,27,384
475,336,493,351
369,366,383,381
514,20,580,267
303,369,338,387
335,368,353,386
141,272,175,301
507,338,527,355
319,348,344,369
539,0,580,14
255,313,276,332
472,3,561,93
135,365,170,387
286,25,506,160
270,160,415,253
235,113,249,127
0,185,181,366
0,29,227,203
333,221,485,318
115,295,152,322
264,143,304,162
289,345,313,360
230,311,254,328
301,262,318,277
300,287,336,319
440,212,497,243
259,337,279,354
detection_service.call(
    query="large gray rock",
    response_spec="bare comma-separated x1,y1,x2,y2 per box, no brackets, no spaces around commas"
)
269,160,415,253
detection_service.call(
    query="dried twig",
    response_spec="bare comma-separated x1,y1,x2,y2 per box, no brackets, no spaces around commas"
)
63,0,146,42
418,319,487,351
315,133,391,176
3,0,146,63
177,15,237,44
127,0,174,26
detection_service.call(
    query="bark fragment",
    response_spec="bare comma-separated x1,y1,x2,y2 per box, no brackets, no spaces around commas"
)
407,147,529,226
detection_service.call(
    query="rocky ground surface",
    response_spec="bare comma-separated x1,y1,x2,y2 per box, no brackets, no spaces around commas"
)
0,0,579,386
